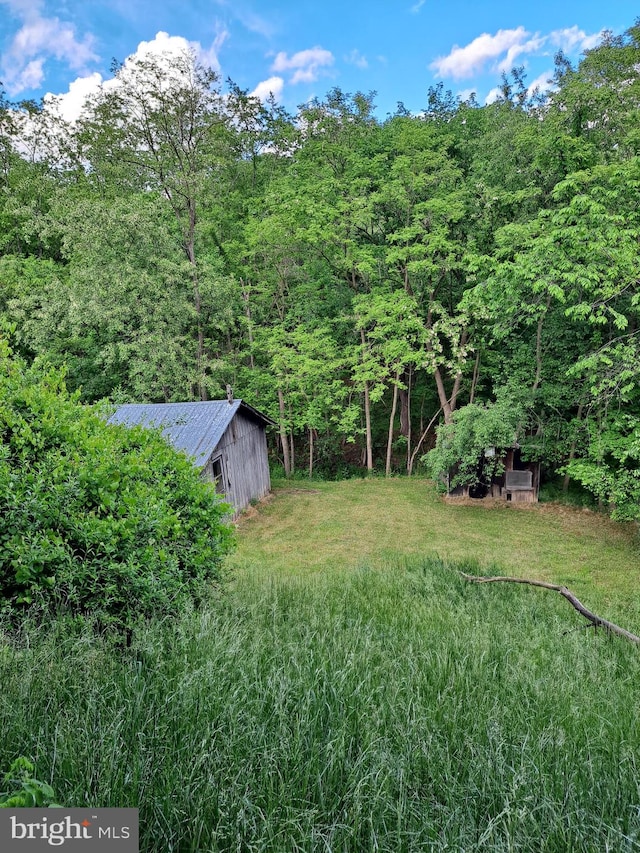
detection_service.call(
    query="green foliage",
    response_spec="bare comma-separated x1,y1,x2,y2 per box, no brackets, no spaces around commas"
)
0,758,60,808
425,396,526,489
353,289,428,398
563,414,640,521
0,342,234,628
3,26,640,515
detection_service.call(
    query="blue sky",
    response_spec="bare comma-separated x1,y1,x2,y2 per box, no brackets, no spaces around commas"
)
0,0,637,119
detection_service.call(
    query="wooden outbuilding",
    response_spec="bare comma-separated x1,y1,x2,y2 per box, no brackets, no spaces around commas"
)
490,446,539,503
108,399,274,516
447,445,540,504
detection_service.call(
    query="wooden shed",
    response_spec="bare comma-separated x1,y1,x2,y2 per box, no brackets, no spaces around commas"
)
447,445,540,504
495,446,540,504
108,400,274,516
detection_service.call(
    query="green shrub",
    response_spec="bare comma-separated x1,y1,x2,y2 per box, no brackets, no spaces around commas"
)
561,414,640,521
0,758,60,808
0,338,234,629
424,397,526,490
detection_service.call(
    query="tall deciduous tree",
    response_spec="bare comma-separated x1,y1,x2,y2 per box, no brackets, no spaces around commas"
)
352,289,428,475
77,48,235,400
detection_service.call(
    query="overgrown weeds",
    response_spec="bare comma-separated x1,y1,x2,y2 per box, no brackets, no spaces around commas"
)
2,557,639,851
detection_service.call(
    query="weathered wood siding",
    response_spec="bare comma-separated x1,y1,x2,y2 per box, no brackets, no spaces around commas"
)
446,450,540,503
203,410,270,515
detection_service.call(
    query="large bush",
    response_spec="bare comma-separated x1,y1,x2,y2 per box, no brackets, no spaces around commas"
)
563,413,640,521
424,397,526,490
0,339,233,628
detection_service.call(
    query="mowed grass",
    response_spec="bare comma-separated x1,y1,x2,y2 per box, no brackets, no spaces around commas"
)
233,478,640,625
2,479,640,852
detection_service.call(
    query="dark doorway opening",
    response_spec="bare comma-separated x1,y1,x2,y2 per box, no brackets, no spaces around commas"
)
211,457,225,495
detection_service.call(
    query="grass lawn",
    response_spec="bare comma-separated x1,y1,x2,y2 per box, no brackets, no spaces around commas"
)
232,477,640,625
3,477,640,852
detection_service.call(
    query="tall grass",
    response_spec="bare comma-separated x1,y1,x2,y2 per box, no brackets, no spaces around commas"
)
2,558,640,852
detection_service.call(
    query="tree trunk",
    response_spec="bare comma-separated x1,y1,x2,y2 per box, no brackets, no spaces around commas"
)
532,294,552,394
399,376,410,436
403,367,412,474
448,328,468,414
309,427,314,478
469,351,481,404
278,387,291,478
386,373,400,477
361,329,373,472
290,429,295,475
430,328,467,423
449,369,462,414
563,401,584,494
433,366,454,424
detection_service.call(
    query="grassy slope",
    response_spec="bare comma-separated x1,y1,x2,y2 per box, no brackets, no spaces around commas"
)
232,478,640,624
4,561,640,852
3,478,640,852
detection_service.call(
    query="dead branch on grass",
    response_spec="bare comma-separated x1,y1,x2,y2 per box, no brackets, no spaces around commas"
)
460,573,640,645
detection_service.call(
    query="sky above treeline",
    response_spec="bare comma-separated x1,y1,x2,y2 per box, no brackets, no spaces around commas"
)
0,0,637,120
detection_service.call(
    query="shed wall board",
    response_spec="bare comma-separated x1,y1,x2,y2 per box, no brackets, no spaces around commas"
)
204,410,270,514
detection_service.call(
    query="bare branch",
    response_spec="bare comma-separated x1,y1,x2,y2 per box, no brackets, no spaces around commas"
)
460,573,640,645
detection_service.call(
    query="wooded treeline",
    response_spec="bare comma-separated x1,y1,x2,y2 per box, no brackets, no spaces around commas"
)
1,22,640,518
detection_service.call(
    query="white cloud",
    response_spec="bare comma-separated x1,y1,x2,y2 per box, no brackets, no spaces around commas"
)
12,19,97,67
133,31,218,68
198,26,230,76
345,49,368,70
11,58,45,91
43,72,104,122
233,9,275,39
430,24,604,83
0,0,99,95
11,27,236,163
549,26,602,53
111,31,228,90
526,69,555,98
484,87,502,105
496,35,545,73
271,46,334,84
456,87,477,102
250,76,284,102
411,0,426,12
38,31,229,124
430,27,533,79
210,0,275,39
1,0,41,18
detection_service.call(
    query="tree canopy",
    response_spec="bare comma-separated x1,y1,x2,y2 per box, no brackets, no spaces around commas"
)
2,22,640,519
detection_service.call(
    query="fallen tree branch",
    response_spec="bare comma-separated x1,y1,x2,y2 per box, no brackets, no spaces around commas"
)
460,573,640,645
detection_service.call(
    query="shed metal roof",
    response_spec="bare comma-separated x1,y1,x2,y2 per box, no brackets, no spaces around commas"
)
107,400,271,468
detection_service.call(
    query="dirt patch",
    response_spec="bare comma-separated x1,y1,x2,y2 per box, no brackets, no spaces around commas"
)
234,487,323,525
444,496,519,509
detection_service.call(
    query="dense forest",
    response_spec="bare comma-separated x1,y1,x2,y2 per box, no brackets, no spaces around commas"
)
2,21,640,519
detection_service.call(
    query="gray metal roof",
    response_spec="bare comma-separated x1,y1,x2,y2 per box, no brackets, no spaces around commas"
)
107,400,269,468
